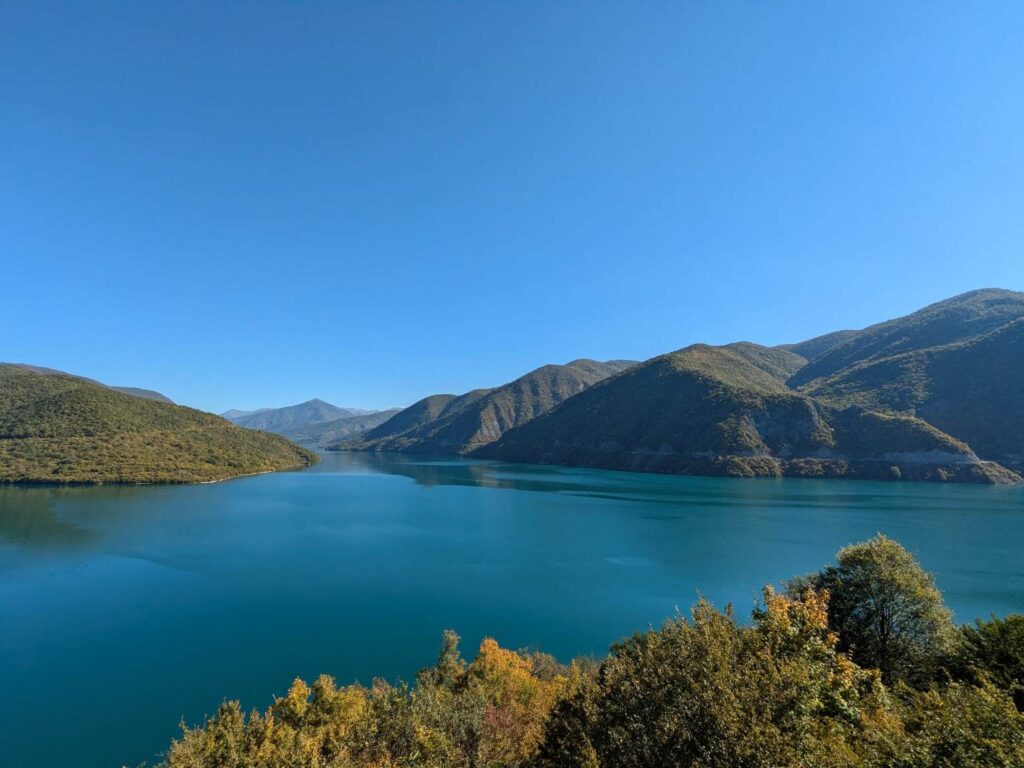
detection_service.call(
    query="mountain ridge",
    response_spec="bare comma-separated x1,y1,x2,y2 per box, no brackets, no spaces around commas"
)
3,363,175,404
224,399,372,433
334,359,636,455
473,343,1016,483
788,288,1024,388
796,298,1024,470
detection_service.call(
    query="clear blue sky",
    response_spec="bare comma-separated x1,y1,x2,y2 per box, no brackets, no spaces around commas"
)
4,2,1022,412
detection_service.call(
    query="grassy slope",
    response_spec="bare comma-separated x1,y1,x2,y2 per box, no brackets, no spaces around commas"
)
475,344,1017,483
333,360,635,454
0,365,317,484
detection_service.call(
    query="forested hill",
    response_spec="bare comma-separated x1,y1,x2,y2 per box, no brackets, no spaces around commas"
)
474,342,1016,483
337,289,1024,485
789,288,1024,387
0,365,317,484
792,289,1024,472
336,359,635,454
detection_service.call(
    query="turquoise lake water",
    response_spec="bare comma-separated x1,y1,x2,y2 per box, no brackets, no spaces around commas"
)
1,452,1022,767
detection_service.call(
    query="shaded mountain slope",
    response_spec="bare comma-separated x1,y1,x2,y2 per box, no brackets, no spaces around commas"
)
801,316,1024,469
779,329,860,363
334,390,494,452
0,365,317,484
475,344,1016,484
336,360,635,454
789,289,1024,388
280,408,403,449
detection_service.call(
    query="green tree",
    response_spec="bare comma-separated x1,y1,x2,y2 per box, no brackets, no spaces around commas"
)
956,614,1024,710
793,534,955,686
421,628,466,689
154,538,1024,768
891,680,1024,767
534,663,599,768
589,591,885,768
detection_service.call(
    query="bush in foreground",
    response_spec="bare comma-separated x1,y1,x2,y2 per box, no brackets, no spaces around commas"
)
161,538,1024,768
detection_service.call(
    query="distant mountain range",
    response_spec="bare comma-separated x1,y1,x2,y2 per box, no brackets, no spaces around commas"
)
0,365,316,484
278,409,403,449
335,289,1024,484
221,399,393,447
225,399,359,431
336,359,637,455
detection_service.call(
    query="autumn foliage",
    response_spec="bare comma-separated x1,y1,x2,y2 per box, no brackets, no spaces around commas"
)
164,539,1024,768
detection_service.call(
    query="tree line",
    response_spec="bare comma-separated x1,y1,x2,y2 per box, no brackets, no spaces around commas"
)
161,535,1024,767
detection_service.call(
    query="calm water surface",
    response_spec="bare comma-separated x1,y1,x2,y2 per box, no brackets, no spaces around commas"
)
1,453,1022,767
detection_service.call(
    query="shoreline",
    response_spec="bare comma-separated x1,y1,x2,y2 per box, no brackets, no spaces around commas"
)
0,459,317,488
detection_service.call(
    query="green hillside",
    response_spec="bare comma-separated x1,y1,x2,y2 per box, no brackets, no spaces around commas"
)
788,288,1024,387
4,363,175,403
334,360,634,454
778,329,860,362
475,344,1017,483
341,390,494,452
327,290,1024,484
718,341,808,381
107,386,173,403
0,365,317,484
801,316,1024,469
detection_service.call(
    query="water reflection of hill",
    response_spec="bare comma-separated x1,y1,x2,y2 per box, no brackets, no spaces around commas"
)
321,451,618,495
321,451,1024,513
0,485,149,550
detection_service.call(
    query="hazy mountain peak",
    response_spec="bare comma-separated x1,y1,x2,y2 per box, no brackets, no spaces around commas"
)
223,399,385,433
